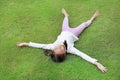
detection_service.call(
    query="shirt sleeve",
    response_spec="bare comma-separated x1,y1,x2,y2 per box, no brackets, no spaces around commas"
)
69,47,97,64
28,42,54,50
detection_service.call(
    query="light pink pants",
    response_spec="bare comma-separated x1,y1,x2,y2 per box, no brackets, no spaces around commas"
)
62,17,92,37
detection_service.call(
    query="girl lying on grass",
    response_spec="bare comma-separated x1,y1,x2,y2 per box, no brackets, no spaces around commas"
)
17,8,107,73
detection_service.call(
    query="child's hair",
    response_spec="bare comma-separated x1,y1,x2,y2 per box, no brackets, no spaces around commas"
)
44,40,68,63
44,50,67,63
44,49,52,56
50,52,67,62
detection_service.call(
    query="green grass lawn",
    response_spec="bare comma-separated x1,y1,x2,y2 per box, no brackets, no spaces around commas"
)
0,0,120,80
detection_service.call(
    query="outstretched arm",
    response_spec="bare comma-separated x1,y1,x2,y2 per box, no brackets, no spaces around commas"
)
16,42,54,50
69,47,107,73
16,42,29,47
94,61,107,73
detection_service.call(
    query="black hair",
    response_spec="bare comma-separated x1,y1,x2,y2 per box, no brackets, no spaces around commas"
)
63,40,67,50
44,49,52,56
44,40,68,63
50,53,66,62
44,50,67,63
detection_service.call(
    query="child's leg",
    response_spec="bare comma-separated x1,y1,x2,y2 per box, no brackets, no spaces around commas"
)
62,16,70,31
71,11,99,37
72,20,92,36
62,8,70,31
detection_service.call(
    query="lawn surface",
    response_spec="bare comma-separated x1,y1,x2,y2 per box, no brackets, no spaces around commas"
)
0,0,120,80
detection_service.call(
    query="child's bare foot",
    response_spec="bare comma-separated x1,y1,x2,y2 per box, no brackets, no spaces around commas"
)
94,11,99,18
62,8,69,17
90,11,99,21
16,42,28,47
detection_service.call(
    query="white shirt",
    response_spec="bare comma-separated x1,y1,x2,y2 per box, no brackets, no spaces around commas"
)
29,31,97,64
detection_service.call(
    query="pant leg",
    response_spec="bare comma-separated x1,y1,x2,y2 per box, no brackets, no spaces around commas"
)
62,16,70,31
71,20,92,37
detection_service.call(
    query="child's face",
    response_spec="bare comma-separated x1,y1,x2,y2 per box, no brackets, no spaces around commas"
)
53,44,66,55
